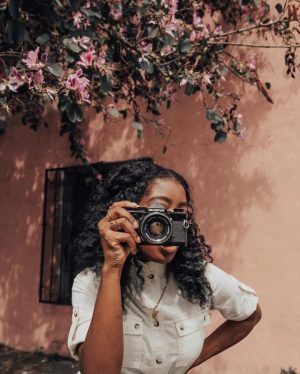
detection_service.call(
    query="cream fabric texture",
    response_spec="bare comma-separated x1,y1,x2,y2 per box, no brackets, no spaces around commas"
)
67,262,258,374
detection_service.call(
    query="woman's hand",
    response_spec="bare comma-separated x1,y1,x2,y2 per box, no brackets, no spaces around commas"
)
97,201,141,270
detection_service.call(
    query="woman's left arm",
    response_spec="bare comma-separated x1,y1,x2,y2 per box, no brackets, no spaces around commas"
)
188,303,262,371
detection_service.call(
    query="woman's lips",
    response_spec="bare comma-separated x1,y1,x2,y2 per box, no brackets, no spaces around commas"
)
160,246,178,256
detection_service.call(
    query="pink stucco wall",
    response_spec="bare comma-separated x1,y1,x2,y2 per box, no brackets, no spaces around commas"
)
0,19,299,374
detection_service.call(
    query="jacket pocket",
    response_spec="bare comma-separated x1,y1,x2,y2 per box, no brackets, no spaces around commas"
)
175,311,210,367
122,318,144,369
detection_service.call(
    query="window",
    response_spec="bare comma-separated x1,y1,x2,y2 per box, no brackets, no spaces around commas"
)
39,158,153,305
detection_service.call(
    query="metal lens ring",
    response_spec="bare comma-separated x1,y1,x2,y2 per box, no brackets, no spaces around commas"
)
140,212,173,244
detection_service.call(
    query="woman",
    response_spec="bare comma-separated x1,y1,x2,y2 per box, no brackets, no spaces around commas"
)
67,159,262,374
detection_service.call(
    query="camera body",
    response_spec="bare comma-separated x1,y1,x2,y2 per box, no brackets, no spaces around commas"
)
126,205,189,246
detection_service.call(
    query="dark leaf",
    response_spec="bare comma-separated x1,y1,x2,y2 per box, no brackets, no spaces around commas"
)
8,0,21,20
139,58,154,74
275,3,283,13
147,26,159,38
132,121,143,131
179,37,192,53
53,0,64,8
36,33,50,45
206,109,223,123
63,38,81,53
46,63,64,77
81,8,102,19
69,0,80,11
184,81,195,96
66,102,83,123
265,82,271,89
100,75,113,94
214,131,227,143
6,20,25,44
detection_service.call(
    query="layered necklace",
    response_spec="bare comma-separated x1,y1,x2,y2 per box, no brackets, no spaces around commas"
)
150,278,169,326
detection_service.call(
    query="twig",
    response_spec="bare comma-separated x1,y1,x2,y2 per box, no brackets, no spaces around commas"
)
207,41,300,48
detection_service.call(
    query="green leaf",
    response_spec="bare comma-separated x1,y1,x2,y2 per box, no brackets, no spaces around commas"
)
46,63,64,77
214,131,227,144
275,3,283,13
69,0,80,11
132,121,143,131
147,26,159,38
179,37,192,53
65,55,75,63
184,80,195,96
66,102,83,123
36,33,50,45
81,8,102,19
206,109,223,123
211,122,224,131
63,38,81,53
265,82,271,89
139,58,154,74
8,0,21,20
100,75,113,94
108,106,120,118
6,20,25,44
53,0,64,8
232,120,241,132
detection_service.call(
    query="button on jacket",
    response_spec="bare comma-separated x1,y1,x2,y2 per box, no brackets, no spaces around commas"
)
67,262,259,374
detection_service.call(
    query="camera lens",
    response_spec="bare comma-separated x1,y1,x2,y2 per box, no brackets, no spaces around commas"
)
140,213,173,244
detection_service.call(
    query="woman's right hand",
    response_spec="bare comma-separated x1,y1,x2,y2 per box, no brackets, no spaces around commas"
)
97,201,141,270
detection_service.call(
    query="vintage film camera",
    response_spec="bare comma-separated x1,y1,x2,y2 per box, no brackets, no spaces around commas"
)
126,203,189,246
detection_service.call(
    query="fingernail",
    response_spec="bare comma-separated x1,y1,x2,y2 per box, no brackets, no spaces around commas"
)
136,236,141,243
133,220,139,228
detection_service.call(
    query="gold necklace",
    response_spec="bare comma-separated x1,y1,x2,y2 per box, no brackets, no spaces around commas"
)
151,278,169,327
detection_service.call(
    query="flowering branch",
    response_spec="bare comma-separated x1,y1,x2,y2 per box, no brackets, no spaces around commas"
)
0,0,299,162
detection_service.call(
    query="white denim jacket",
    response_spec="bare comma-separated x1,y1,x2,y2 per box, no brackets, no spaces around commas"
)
67,261,258,374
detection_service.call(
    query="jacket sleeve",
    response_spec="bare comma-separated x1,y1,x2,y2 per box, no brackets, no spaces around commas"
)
205,263,259,321
67,268,100,360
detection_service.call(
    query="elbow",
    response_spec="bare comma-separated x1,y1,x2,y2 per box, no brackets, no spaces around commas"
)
254,303,262,324
249,303,262,326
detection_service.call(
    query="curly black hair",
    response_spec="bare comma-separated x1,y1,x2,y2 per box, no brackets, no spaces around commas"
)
70,159,214,311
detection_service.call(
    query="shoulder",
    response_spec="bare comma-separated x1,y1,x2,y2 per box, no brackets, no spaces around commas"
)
72,268,101,300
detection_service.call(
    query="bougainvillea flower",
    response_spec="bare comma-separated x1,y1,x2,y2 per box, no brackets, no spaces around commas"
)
22,47,45,70
95,52,106,70
63,69,90,103
7,67,25,91
77,48,96,68
28,69,45,90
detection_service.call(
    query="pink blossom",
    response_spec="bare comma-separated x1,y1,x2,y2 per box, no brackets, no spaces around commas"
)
247,54,257,70
8,67,25,91
160,15,180,35
214,25,222,35
193,12,202,27
160,45,174,56
22,47,45,70
95,51,106,70
167,0,178,15
138,41,153,54
202,74,212,85
74,36,91,50
238,127,247,140
77,47,96,68
63,69,90,103
110,5,122,21
72,11,84,28
28,69,45,90
190,30,204,42
130,14,140,25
